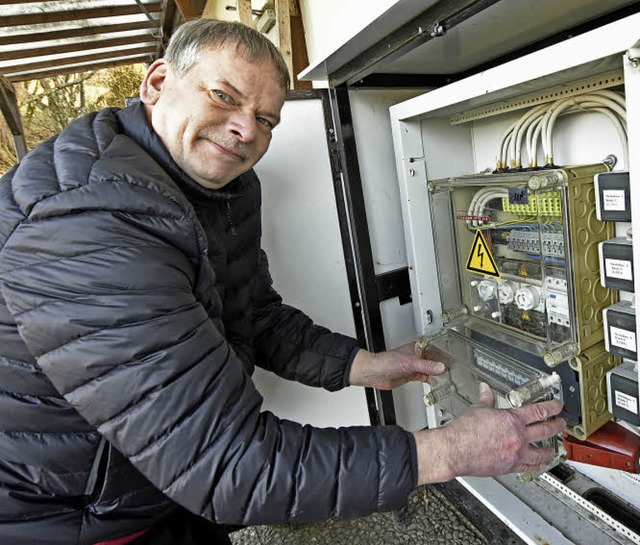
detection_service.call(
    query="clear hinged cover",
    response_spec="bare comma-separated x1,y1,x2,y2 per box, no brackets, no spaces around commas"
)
418,328,556,415
417,328,563,481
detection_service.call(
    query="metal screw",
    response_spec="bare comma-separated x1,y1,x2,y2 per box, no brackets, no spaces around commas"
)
430,23,445,37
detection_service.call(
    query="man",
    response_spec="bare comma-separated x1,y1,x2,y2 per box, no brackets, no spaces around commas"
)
0,19,565,545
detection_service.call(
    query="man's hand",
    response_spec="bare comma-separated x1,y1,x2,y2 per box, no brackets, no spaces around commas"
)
349,343,445,390
413,383,566,484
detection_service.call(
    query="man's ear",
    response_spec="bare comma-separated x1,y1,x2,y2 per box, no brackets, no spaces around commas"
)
140,59,169,106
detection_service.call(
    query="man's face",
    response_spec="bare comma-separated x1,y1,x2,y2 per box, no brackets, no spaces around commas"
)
141,44,286,189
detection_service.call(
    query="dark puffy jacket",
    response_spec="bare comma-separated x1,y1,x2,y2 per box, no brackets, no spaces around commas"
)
0,104,417,545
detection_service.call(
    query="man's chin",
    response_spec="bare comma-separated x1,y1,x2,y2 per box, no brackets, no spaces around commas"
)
189,168,235,190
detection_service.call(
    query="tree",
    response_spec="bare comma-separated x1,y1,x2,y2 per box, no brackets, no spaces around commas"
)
0,63,146,174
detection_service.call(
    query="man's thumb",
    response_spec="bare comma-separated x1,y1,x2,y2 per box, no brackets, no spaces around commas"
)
421,359,446,374
476,382,495,408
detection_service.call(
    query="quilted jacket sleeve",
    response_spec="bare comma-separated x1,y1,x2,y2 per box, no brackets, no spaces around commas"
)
0,150,417,526
252,250,360,392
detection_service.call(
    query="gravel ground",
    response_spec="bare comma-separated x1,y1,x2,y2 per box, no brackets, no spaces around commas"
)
230,485,488,545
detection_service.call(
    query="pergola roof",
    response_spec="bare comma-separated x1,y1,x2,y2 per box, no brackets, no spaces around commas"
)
0,0,209,161
0,0,196,83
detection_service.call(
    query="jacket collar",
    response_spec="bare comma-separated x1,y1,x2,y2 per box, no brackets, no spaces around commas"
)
115,101,252,202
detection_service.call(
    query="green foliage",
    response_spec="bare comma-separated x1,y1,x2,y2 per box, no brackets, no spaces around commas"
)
0,63,146,174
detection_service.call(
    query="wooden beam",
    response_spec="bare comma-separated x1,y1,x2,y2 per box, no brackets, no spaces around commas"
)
237,0,253,27
0,76,27,160
3,46,158,76
290,0,311,89
161,0,179,55
0,2,163,27
0,21,160,47
275,0,293,88
0,35,158,62
174,0,206,19
7,55,154,83
0,0,67,3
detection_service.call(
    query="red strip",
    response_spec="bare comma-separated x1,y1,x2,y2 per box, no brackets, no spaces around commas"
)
93,528,148,545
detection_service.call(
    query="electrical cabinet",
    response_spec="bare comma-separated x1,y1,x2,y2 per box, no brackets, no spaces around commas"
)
388,12,640,544
296,2,640,542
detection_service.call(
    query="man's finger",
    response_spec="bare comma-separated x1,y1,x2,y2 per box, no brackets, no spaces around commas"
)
515,399,564,425
517,445,556,468
525,417,567,443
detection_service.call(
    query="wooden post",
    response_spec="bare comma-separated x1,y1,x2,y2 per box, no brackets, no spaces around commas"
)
289,0,311,89
237,0,253,27
275,0,293,88
0,76,27,161
174,0,206,20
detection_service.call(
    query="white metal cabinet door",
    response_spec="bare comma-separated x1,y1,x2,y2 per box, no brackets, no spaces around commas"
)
252,93,370,427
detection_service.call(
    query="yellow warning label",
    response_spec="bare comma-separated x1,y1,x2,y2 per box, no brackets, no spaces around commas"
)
465,231,501,278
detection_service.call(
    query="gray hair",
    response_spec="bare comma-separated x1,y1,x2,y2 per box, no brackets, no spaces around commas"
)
164,19,290,91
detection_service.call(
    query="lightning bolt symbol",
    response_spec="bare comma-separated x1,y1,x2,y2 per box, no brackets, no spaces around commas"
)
476,243,485,268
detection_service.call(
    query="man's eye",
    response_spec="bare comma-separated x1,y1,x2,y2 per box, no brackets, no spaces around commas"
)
212,90,231,102
257,117,274,129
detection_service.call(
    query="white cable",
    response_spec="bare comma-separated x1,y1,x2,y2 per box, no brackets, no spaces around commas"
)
590,89,626,109
467,188,509,227
526,115,545,167
547,96,626,154
494,90,627,171
545,94,626,163
497,120,518,169
567,104,628,168
474,190,510,227
510,104,548,168
501,132,514,170
530,102,626,167
540,97,568,162
468,187,500,227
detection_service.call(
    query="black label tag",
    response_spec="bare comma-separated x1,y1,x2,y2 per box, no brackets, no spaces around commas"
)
509,187,529,205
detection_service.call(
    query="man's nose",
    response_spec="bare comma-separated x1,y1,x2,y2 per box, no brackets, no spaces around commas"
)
227,111,256,142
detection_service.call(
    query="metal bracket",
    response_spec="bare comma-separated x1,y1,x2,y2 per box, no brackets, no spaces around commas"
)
627,43,640,67
429,22,446,37
450,69,624,125
375,267,412,305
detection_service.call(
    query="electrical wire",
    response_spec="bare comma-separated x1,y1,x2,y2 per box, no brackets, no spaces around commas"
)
495,91,627,170
544,94,626,164
510,104,548,169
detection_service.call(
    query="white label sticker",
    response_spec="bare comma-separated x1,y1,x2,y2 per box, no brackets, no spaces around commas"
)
546,292,570,317
605,258,633,281
615,390,639,415
603,189,626,211
610,326,637,352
